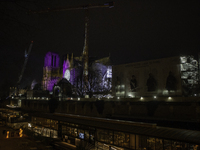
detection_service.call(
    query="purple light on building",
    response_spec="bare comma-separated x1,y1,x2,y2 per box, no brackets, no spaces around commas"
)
44,52,59,67
63,60,70,78
43,52,60,92
47,80,59,91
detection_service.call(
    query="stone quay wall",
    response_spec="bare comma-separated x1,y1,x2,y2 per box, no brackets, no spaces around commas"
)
19,97,200,122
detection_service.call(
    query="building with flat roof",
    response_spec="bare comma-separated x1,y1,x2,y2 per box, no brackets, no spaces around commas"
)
29,113,200,150
112,56,198,98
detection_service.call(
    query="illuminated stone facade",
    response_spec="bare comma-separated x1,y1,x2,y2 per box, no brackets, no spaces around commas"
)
62,54,80,88
61,54,112,97
180,56,198,95
42,52,112,97
42,52,62,91
112,56,199,97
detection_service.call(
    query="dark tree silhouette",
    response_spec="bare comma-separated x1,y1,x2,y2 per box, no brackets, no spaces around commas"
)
48,96,59,113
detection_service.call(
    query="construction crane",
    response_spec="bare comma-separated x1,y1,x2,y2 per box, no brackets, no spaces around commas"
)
16,41,33,94
29,2,114,94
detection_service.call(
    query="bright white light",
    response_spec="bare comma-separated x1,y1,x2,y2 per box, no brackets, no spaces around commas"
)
64,69,70,81
163,90,169,95
168,97,172,100
180,56,187,63
117,97,120,99
78,97,80,101
107,66,112,78
154,96,157,99
6,105,19,108
129,94,135,98
140,97,143,100
71,97,73,100
194,94,197,96
28,123,32,128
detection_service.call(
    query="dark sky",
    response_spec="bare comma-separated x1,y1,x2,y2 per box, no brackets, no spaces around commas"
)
0,0,199,88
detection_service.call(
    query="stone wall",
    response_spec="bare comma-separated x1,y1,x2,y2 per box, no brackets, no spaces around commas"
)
20,97,200,122
112,56,182,97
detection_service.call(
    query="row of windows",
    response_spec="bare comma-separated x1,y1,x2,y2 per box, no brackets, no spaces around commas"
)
61,125,200,150
32,117,200,150
62,125,95,144
32,117,58,130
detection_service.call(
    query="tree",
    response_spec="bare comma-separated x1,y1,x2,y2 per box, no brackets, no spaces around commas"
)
74,63,112,98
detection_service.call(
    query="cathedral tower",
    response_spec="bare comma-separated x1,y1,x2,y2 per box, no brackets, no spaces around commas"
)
42,52,62,91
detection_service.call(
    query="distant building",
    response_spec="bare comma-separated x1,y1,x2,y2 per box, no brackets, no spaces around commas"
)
42,52,112,98
9,87,27,97
112,56,199,97
27,90,49,99
42,52,62,92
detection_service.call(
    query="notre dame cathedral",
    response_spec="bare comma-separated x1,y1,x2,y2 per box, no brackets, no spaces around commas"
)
42,52,112,98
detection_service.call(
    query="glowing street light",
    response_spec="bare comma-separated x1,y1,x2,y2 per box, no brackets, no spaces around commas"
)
6,131,9,138
19,128,23,137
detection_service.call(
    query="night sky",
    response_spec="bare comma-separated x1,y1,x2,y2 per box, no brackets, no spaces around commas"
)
0,0,199,88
